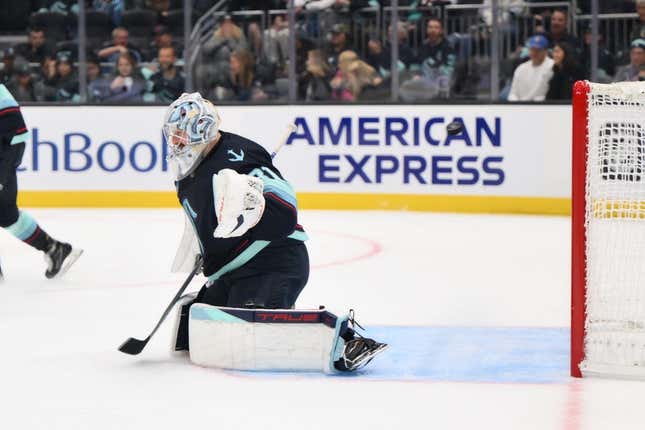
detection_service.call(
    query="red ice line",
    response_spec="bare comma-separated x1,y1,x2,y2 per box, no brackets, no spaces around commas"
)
28,229,383,293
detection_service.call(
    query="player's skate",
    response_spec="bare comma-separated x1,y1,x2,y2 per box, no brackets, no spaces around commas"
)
335,337,388,371
44,241,83,279
334,310,388,372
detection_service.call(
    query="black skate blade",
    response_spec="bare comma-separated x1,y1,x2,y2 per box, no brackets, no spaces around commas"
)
118,337,148,355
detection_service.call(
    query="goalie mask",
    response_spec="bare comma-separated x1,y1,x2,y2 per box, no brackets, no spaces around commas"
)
163,92,221,180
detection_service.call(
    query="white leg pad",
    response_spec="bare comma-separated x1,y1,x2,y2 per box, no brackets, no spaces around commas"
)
188,304,348,372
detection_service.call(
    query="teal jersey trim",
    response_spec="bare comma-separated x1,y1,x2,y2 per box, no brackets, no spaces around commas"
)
183,198,198,219
207,240,270,282
249,167,298,208
288,230,308,241
11,131,28,145
0,84,18,110
6,211,37,241
190,304,246,323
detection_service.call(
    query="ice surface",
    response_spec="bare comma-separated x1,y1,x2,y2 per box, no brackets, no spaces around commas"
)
1,209,644,430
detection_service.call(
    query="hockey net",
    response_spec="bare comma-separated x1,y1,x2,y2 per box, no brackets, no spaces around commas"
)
572,80,645,378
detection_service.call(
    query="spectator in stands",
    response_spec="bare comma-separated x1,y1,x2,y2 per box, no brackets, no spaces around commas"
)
86,55,102,84
98,27,143,64
14,28,53,65
324,23,354,73
299,49,332,101
387,22,417,69
545,9,579,50
366,23,416,78
91,0,124,26
262,14,289,70
0,48,18,85
147,26,182,62
38,56,57,99
197,15,248,90
294,28,316,78
104,51,145,101
400,17,455,101
508,35,554,102
46,52,79,102
417,18,455,77
225,0,282,56
149,46,185,103
366,38,391,77
6,61,38,102
87,54,111,101
580,28,615,82
632,0,645,41
213,49,267,102
330,50,382,102
614,39,645,82
546,42,585,100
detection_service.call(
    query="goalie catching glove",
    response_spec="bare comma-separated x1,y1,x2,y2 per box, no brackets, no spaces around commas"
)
213,169,265,238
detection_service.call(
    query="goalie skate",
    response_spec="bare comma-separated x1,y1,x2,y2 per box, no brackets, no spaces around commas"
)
336,337,389,372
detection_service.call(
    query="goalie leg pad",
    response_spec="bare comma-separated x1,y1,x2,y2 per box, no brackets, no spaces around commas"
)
188,304,349,372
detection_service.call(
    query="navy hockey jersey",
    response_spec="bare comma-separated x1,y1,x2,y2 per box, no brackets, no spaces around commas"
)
176,131,307,280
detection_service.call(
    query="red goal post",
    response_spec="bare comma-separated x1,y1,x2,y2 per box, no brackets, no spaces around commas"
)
571,80,588,378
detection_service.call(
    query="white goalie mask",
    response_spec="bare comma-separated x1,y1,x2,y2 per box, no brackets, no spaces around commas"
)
163,92,221,180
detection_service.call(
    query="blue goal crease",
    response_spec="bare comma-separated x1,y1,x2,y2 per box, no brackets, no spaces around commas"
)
233,326,570,384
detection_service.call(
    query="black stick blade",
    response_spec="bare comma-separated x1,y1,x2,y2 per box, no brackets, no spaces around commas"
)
118,337,148,355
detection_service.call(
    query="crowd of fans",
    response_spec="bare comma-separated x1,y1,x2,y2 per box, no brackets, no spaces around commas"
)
504,5,645,101
0,0,644,103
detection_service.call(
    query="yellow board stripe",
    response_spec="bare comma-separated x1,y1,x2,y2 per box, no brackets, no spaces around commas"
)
298,193,571,215
16,191,571,215
17,191,178,208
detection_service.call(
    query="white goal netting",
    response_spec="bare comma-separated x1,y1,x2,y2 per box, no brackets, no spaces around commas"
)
581,81,645,377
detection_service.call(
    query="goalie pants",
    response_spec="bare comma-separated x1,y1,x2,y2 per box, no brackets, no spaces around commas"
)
174,242,309,350
196,241,310,309
0,142,24,227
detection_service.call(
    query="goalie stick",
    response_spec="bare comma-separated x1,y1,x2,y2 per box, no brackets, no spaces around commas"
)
118,255,203,355
271,123,296,159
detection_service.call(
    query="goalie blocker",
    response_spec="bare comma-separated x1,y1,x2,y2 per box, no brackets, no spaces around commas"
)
171,296,387,372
